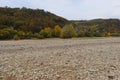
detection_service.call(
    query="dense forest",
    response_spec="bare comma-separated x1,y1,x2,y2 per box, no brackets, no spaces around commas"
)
72,19,120,33
0,7,120,40
72,19,120,37
0,7,68,32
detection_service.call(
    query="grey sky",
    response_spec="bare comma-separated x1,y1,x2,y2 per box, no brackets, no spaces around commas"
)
0,0,120,20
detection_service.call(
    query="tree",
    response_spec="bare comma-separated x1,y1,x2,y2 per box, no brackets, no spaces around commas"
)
53,25,62,37
77,26,87,37
0,7,68,32
106,32,111,37
61,24,77,38
40,27,52,38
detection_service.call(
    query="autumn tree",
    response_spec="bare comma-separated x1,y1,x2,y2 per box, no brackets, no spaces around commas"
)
106,32,111,37
53,25,62,37
61,24,77,38
40,27,52,38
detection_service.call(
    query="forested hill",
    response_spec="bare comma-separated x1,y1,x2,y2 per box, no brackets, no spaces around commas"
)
0,7,120,40
0,7,69,32
72,19,120,33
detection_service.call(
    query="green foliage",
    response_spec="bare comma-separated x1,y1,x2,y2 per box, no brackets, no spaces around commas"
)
33,33,44,39
25,31,33,39
77,25,107,37
72,19,120,34
111,33,120,36
17,31,25,39
0,27,17,39
0,7,120,40
0,7,68,32
61,24,77,38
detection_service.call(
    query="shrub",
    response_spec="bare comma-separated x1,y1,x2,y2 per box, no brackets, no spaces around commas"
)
39,30,47,38
40,27,52,38
111,33,120,36
34,33,44,39
44,27,52,38
61,24,77,38
25,31,33,39
13,35,20,40
53,25,62,37
17,31,25,39
106,32,111,37
0,27,17,40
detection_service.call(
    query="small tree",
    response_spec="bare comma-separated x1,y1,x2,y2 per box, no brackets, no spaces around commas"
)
61,24,77,38
17,31,25,39
25,31,33,39
13,35,20,40
43,27,52,38
106,32,111,37
40,27,52,38
77,26,87,37
53,25,62,37
33,33,44,39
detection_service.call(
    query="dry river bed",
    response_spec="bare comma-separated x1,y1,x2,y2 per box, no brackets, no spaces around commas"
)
0,37,120,80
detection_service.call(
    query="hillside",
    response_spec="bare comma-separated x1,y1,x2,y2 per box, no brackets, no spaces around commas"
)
72,19,120,33
0,7,120,40
0,7,69,32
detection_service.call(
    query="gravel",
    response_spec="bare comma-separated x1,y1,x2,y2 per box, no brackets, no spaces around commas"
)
0,37,120,80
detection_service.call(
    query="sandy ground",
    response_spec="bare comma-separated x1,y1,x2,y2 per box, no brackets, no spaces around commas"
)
0,37,120,80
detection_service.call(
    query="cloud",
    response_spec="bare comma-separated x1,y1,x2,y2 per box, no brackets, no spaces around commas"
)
0,0,120,20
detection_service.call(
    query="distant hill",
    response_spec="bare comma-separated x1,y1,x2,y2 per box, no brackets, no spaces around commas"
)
0,7,120,40
72,19,120,33
0,7,69,32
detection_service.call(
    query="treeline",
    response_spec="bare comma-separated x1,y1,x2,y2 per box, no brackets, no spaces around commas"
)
72,19,120,36
0,24,112,40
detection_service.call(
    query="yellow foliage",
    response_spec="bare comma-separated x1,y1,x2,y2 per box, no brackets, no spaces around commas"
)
101,33,106,37
54,25,62,37
54,25,61,32
107,32,111,37
43,27,52,38
44,27,51,33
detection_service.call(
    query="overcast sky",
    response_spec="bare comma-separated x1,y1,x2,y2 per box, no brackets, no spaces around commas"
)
0,0,120,20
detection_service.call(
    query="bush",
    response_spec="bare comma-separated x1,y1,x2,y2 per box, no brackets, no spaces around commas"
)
40,27,52,38
61,24,77,38
111,33,120,36
39,30,46,38
33,33,44,39
17,31,25,39
13,35,20,40
77,25,104,37
0,27,17,40
106,32,111,37
25,31,33,39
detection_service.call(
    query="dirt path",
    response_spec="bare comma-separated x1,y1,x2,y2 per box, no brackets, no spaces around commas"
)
0,37,120,80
